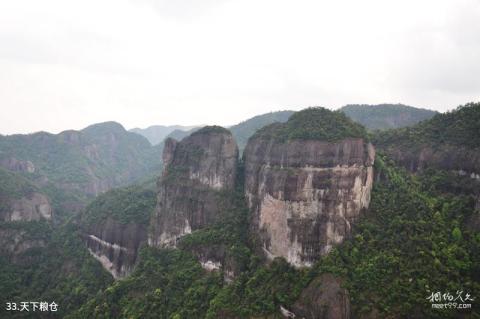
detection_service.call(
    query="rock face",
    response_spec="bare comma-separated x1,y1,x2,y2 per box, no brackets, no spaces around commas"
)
83,218,147,279
381,144,480,175
149,126,238,248
291,273,351,319
244,137,374,267
0,228,47,257
1,192,52,222
182,244,238,282
0,158,35,173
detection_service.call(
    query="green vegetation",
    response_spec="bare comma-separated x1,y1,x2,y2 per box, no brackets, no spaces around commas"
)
0,122,162,215
70,155,479,318
0,222,113,318
254,107,368,143
1,107,479,318
229,110,294,151
341,104,437,130
81,183,156,226
311,156,479,317
192,125,231,136
0,168,37,213
70,247,219,319
206,258,311,318
374,102,480,149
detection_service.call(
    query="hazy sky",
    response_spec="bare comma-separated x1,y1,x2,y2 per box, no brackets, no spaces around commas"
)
0,0,479,134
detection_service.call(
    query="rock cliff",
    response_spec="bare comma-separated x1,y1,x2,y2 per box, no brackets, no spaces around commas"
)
79,184,156,278
373,103,480,176
244,108,374,267
149,126,238,248
83,218,147,279
1,192,52,222
291,273,351,319
0,168,52,222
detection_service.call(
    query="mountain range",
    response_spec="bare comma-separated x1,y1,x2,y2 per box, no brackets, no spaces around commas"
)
0,102,478,319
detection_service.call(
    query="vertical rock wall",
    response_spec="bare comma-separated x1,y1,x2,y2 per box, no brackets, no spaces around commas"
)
244,137,374,267
148,127,238,248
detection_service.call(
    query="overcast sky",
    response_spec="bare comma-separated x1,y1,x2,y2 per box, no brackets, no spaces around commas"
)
0,0,479,134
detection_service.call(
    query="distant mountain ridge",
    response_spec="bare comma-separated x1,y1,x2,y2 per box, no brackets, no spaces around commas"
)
229,110,294,151
130,125,200,145
0,121,162,219
340,103,437,130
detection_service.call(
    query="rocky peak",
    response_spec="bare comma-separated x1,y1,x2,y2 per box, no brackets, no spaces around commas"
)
244,107,374,267
162,138,178,171
149,126,238,248
161,126,238,190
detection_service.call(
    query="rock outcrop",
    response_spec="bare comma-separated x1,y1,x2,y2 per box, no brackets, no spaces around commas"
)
149,126,238,248
373,103,480,177
78,184,156,279
244,108,374,267
181,244,238,282
83,218,147,279
0,228,48,257
1,192,52,222
290,273,351,319
0,157,35,173
379,144,480,175
0,168,52,222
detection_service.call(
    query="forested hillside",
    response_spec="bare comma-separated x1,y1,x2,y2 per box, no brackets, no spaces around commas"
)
341,104,437,130
0,105,478,318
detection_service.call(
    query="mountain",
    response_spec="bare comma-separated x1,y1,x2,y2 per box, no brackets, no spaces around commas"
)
244,107,374,266
1,105,479,319
340,103,437,130
152,111,294,156
165,127,200,141
229,110,294,151
79,180,157,278
373,102,480,173
130,125,199,146
0,121,162,219
73,106,478,319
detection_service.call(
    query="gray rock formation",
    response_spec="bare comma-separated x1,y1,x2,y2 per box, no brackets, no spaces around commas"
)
1,157,35,173
83,217,147,279
381,144,480,175
149,127,238,248
182,244,238,282
244,137,374,267
0,228,47,256
1,192,52,222
290,273,351,319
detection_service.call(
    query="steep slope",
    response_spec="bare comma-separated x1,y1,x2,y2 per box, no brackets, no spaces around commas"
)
149,126,238,248
0,222,113,318
130,124,199,145
0,121,162,216
67,106,479,319
0,169,52,258
78,181,156,278
244,107,374,267
0,167,52,222
229,110,294,152
340,103,437,130
373,102,480,174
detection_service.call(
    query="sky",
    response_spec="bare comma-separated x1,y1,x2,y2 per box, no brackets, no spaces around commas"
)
0,0,479,135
